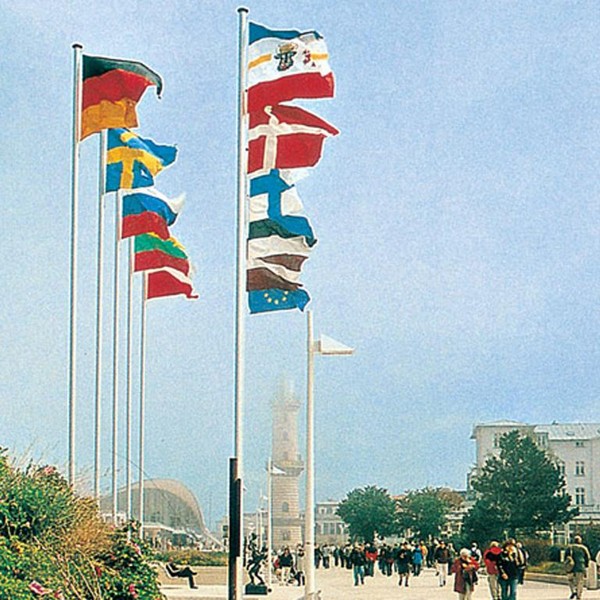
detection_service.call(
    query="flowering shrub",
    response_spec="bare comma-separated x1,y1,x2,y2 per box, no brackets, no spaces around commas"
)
0,448,164,599
96,527,163,600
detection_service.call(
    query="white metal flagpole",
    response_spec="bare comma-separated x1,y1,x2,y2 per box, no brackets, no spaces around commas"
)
125,236,134,526
305,310,316,600
232,7,249,600
68,42,83,487
138,273,148,538
94,130,107,499
111,189,122,524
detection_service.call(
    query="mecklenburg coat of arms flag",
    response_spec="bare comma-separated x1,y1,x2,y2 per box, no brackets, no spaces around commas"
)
247,22,334,113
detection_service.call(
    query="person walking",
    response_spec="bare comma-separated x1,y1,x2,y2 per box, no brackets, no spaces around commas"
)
350,544,366,586
333,545,341,567
314,544,322,569
419,540,429,570
497,539,523,600
452,548,480,600
565,535,591,600
343,543,353,571
278,547,294,585
294,546,306,586
435,540,452,587
471,542,483,564
516,542,528,585
483,541,502,600
322,544,331,569
364,542,378,577
380,544,393,576
412,542,424,576
396,541,413,587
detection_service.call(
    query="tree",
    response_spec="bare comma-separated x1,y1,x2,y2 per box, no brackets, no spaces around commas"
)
463,431,577,542
397,487,463,541
336,485,398,542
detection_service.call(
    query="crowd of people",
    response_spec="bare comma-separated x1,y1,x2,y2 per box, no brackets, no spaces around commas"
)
251,535,596,600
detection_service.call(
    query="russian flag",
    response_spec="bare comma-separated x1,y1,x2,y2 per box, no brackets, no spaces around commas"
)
121,188,185,240
247,22,335,113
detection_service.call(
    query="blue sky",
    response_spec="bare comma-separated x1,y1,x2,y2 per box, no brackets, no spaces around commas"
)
1,1,599,529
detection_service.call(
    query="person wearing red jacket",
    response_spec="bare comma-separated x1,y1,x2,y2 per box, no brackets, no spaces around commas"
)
484,541,502,600
452,548,480,600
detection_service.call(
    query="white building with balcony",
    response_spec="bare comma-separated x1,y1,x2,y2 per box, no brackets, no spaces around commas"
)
470,421,600,540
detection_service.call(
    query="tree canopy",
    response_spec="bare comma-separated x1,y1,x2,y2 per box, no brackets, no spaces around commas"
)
463,430,577,541
336,485,398,542
397,487,463,541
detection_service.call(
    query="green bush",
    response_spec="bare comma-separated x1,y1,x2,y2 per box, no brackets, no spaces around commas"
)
97,528,164,600
520,538,551,565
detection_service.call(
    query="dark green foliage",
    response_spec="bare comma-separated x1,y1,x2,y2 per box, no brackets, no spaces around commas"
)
396,487,462,541
578,525,600,556
519,538,551,565
336,485,398,542
463,431,577,541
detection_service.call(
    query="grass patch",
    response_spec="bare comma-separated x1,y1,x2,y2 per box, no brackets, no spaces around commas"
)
154,549,227,566
528,561,568,575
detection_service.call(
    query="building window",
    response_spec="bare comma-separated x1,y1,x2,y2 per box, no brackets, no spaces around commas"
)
493,433,501,448
575,461,585,476
576,441,585,448
281,502,289,513
536,434,548,448
575,487,586,506
558,462,566,476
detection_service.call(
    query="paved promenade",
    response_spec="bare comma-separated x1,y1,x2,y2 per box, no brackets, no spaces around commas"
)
161,566,600,600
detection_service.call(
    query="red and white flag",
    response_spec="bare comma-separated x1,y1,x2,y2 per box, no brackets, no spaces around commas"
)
145,267,197,300
248,104,339,174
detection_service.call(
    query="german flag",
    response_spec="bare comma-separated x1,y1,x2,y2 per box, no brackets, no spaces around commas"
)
81,55,162,140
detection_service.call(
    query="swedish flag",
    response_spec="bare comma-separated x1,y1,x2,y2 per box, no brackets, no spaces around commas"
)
106,128,177,192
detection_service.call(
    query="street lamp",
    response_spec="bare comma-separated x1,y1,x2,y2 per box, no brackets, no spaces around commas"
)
304,310,354,600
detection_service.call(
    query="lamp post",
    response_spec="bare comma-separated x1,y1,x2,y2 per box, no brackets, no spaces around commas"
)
304,310,354,600
266,458,273,589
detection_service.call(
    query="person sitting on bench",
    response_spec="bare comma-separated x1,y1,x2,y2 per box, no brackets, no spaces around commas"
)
166,561,197,589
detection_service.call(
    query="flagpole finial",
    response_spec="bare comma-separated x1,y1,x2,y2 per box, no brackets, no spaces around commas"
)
237,6,249,13
72,42,83,49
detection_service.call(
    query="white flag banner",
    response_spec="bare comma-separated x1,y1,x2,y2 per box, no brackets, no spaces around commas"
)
317,334,354,356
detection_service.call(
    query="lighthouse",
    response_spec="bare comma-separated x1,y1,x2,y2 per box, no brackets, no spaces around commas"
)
271,380,304,550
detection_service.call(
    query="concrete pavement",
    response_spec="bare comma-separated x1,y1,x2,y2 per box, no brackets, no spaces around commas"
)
161,566,600,600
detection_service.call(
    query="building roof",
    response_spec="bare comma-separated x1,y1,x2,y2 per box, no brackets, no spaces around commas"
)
535,423,600,441
473,420,528,428
471,421,600,442
470,420,529,438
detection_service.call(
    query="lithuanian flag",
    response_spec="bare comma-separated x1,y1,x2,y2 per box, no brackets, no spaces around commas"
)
81,55,163,140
